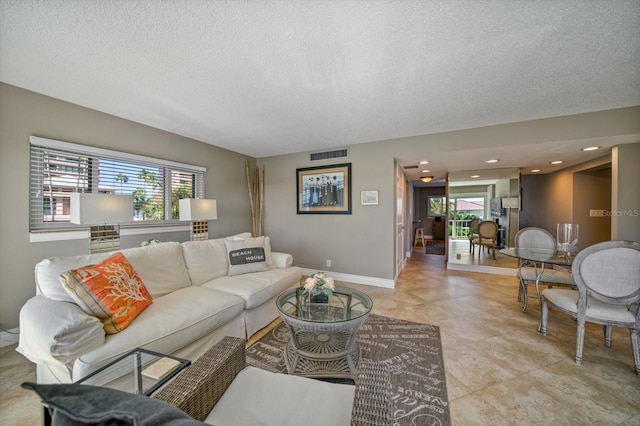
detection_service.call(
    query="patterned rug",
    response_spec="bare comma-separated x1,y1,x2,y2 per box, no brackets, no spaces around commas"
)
425,239,446,255
246,314,451,425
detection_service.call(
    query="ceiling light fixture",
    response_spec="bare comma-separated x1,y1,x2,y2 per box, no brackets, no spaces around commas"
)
419,160,430,165
420,176,434,183
422,169,431,173
581,146,600,151
485,159,499,163
470,175,480,178
550,160,564,165
531,169,541,173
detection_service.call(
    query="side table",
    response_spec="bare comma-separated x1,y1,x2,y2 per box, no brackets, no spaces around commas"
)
42,349,190,425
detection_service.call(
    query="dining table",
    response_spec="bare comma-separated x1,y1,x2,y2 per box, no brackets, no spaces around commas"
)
500,247,576,313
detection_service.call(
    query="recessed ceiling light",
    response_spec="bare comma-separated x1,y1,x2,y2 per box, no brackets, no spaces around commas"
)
420,176,434,183
531,169,541,173
485,159,499,163
470,175,480,178
550,160,564,165
422,169,431,173
419,160,430,165
582,146,600,151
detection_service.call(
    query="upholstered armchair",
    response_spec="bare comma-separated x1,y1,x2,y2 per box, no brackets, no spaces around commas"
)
515,227,575,313
471,220,499,259
468,218,480,253
539,240,640,375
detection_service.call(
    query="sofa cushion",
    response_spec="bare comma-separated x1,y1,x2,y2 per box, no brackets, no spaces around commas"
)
60,252,153,334
35,242,191,303
72,286,244,380
200,267,301,309
204,366,355,426
181,238,231,285
119,242,192,298
224,237,269,276
36,253,114,303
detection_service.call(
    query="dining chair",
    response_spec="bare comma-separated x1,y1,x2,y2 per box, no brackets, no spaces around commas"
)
515,227,575,313
468,219,480,253
471,220,499,259
539,240,640,375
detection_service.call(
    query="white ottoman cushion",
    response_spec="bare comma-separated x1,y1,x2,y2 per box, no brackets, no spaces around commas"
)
205,366,355,426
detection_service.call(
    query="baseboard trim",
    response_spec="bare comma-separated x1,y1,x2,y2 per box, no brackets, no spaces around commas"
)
0,328,19,348
447,262,517,276
301,268,395,289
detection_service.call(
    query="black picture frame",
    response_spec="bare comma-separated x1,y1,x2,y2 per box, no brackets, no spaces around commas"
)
296,163,351,214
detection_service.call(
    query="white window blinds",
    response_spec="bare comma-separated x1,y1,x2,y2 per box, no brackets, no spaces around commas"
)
29,136,205,232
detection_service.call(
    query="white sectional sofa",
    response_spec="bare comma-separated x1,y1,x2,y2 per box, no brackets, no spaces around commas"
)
17,233,302,384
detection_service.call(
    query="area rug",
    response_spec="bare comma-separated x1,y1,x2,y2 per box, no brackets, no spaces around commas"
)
425,239,446,255
246,314,451,426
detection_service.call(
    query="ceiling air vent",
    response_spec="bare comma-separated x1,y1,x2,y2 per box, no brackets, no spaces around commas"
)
310,148,348,162
404,165,419,169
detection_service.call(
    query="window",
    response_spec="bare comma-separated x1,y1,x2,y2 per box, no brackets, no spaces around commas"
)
29,136,205,232
427,196,447,217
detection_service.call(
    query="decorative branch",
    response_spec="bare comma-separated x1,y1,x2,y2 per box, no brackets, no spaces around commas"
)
245,159,264,237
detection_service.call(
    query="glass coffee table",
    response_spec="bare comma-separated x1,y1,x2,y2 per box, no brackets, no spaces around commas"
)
42,349,191,425
76,348,191,396
276,286,372,380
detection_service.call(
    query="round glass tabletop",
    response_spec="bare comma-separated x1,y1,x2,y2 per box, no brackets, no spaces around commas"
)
276,285,372,324
500,247,576,267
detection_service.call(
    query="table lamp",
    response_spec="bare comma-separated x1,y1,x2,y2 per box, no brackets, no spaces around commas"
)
179,198,217,241
70,193,134,253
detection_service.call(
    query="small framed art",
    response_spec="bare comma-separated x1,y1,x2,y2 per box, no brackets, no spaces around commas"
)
361,190,378,205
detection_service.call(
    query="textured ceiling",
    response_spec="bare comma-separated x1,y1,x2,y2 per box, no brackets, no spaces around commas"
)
1,0,639,181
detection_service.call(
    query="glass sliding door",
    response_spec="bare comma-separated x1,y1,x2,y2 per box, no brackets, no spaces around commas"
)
449,197,485,239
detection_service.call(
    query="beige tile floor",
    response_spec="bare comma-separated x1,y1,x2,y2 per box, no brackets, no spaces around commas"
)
1,248,639,425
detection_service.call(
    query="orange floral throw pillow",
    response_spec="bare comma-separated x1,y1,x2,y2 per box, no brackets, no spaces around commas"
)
60,252,152,334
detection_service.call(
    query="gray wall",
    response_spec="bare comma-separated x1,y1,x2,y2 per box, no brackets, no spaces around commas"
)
2,81,639,329
520,151,640,251
0,83,254,329
574,167,612,248
258,143,395,280
262,108,640,285
612,143,640,242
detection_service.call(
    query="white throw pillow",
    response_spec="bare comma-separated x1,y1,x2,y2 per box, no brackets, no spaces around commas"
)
224,237,270,276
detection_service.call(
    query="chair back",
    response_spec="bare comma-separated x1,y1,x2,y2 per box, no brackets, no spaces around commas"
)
515,227,556,250
477,221,498,239
469,219,480,234
572,240,640,306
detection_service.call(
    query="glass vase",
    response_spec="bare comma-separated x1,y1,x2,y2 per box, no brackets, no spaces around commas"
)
556,223,579,258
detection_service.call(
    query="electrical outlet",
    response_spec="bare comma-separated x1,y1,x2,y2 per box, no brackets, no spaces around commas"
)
326,260,331,267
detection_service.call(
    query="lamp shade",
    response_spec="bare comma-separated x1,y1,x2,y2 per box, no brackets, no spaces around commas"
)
502,197,519,209
70,193,133,225
179,199,218,221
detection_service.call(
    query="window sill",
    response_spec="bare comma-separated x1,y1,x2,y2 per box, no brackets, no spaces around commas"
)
29,225,190,243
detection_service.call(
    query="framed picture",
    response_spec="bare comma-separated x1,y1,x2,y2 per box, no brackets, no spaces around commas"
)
361,190,378,205
296,163,351,214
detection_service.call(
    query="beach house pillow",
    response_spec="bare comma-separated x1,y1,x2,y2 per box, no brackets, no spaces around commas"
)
227,234,274,268
224,237,269,276
59,252,152,334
